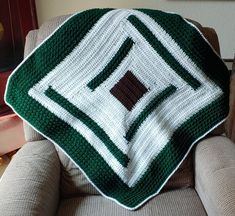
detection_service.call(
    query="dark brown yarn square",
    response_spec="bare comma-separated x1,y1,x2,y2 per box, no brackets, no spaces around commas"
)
110,71,148,111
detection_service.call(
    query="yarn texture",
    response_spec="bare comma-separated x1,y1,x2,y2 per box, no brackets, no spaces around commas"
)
5,9,230,210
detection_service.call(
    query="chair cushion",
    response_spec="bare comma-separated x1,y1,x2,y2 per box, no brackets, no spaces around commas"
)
57,188,207,216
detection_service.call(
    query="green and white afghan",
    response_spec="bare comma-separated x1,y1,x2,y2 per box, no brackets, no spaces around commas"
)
5,9,230,210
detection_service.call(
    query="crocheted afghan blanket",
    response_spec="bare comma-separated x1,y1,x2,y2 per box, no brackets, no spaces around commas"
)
5,9,230,210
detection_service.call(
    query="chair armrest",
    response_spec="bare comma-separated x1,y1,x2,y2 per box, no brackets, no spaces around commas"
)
0,140,60,216
194,136,235,216
23,122,45,142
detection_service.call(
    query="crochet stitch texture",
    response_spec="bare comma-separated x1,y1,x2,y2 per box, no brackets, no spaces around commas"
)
5,8,230,209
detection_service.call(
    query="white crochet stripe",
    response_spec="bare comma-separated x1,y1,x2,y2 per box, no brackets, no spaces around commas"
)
28,9,223,187
131,10,212,85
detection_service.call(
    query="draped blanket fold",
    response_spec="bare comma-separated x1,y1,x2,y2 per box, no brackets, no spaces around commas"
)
5,8,230,210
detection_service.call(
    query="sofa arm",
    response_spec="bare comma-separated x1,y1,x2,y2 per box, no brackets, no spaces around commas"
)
194,136,235,216
0,140,60,216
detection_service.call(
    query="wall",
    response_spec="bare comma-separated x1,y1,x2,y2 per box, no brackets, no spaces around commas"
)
35,0,235,59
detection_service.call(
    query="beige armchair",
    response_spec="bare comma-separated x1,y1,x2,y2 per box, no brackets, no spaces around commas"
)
0,15,234,216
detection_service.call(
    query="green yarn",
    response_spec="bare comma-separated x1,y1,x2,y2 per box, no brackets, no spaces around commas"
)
87,37,134,90
126,85,177,141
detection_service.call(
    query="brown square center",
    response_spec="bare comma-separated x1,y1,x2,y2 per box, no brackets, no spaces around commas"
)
110,71,148,111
